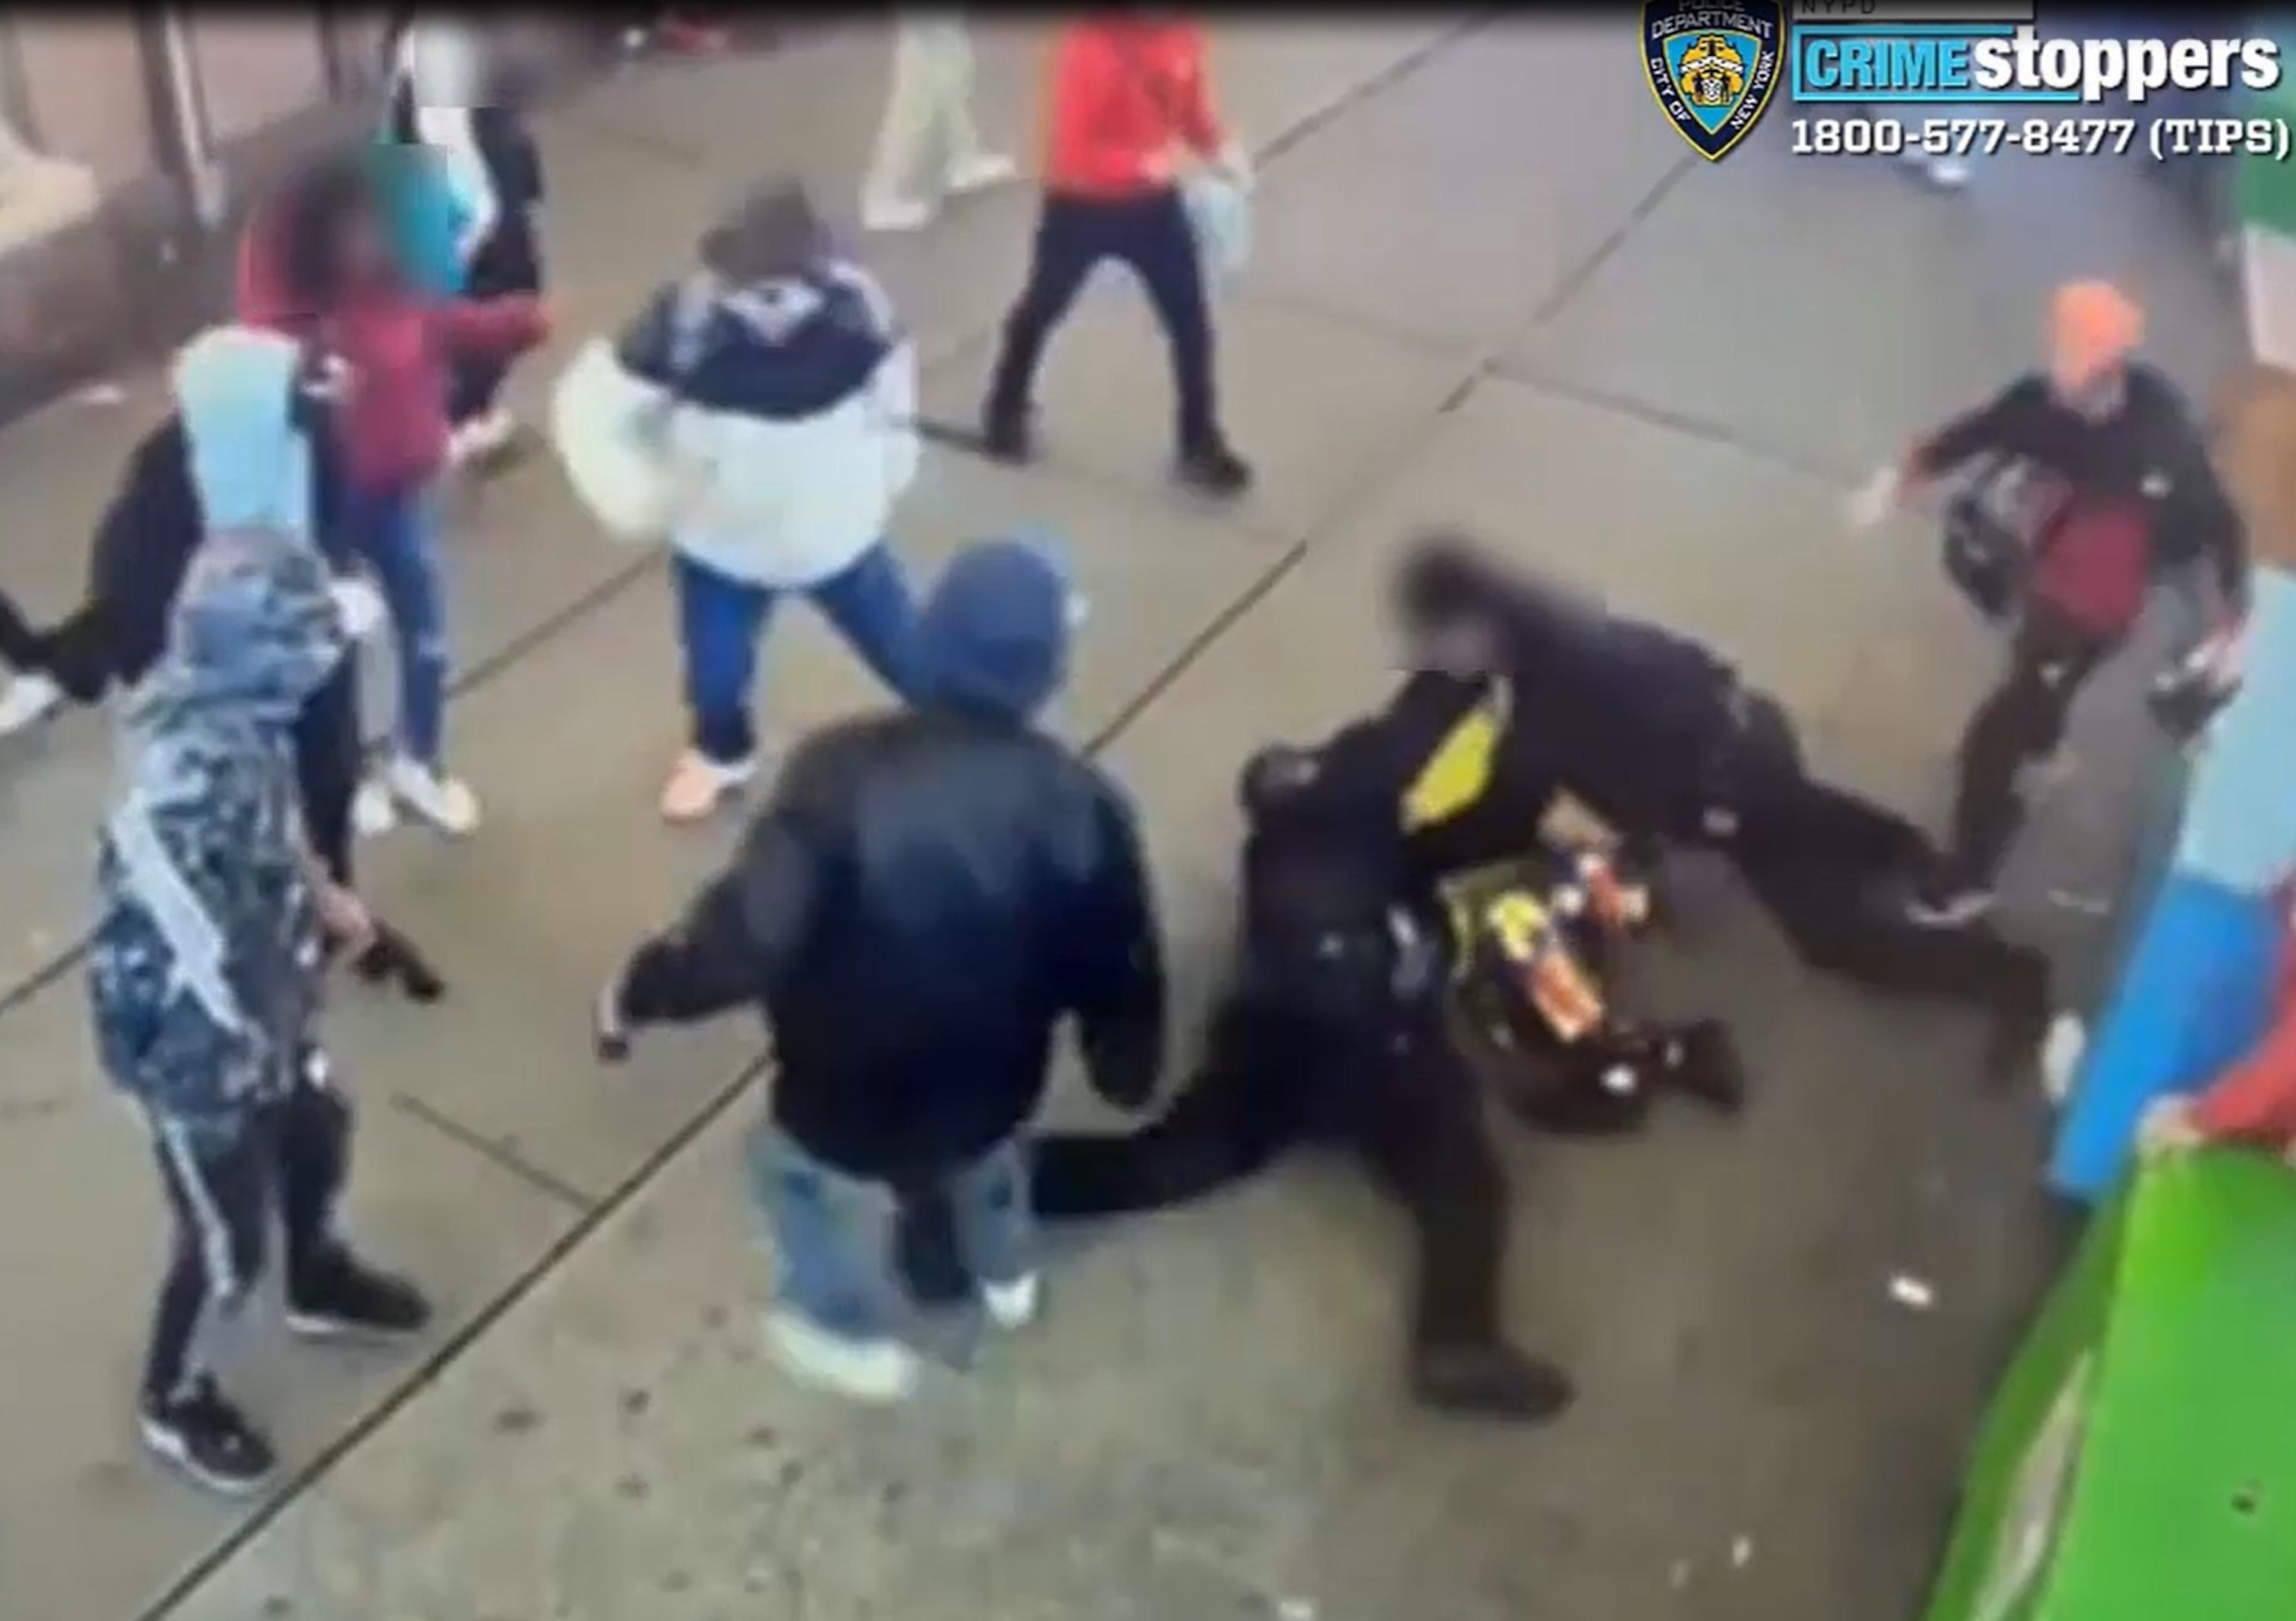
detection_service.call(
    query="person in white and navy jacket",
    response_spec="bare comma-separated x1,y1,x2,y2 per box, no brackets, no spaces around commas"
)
612,179,925,823
387,11,547,465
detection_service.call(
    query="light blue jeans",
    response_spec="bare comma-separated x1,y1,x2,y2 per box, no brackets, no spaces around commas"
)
747,1127,1034,1342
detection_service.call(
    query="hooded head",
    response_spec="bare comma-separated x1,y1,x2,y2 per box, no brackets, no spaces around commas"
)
135,525,350,733
2048,281,2143,410
172,326,315,540
700,177,833,286
915,534,1077,723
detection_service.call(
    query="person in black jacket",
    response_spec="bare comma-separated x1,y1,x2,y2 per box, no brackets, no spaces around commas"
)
595,535,1164,1404
1851,281,2250,926
0,350,442,1001
1384,535,2055,1075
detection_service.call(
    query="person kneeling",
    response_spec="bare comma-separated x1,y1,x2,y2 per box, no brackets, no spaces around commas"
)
595,537,1164,1403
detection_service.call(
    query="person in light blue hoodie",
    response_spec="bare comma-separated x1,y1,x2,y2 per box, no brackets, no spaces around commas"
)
89,328,430,1499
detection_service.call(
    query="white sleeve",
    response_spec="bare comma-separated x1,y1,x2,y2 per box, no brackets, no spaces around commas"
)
874,339,921,503
412,103,499,262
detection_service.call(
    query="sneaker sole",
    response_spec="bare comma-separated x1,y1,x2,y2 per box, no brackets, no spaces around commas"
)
138,1418,276,1498
284,1311,428,1343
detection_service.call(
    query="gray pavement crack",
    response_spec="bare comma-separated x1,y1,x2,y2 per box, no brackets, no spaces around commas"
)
389,1093,596,1212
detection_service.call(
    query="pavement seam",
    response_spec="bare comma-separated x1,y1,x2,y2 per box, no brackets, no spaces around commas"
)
388,1093,596,1212
1483,365,1866,489
0,16,1488,1027
127,27,1505,1617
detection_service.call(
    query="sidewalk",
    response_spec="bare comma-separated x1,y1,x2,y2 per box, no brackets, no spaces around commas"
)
0,20,2247,1621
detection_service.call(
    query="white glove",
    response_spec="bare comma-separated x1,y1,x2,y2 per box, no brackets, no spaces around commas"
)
330,576,386,643
1845,465,1901,532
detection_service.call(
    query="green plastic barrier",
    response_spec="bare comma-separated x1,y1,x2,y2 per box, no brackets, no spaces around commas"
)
1922,1153,2296,1621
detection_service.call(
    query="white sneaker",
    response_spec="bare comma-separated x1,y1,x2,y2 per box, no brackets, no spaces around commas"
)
0,671,63,736
384,756,481,836
764,1309,919,1404
352,775,398,838
981,1272,1040,1332
947,152,1017,195
861,193,935,233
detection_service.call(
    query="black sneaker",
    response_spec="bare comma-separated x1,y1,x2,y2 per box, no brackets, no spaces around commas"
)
1905,875,1996,928
1658,1019,1748,1114
1176,439,1253,497
286,1250,433,1341
979,408,1034,465
1411,1341,1575,1424
140,1377,277,1496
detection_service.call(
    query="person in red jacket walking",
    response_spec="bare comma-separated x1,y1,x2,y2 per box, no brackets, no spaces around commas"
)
2141,881,2296,1164
980,13,1251,495
240,157,548,837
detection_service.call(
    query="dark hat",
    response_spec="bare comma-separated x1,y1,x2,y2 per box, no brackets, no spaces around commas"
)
699,177,830,283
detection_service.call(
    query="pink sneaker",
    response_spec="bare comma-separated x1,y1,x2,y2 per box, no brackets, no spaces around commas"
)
659,750,756,824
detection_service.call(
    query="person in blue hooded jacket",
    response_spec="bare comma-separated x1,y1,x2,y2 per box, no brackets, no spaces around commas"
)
90,328,430,1499
593,536,1164,1404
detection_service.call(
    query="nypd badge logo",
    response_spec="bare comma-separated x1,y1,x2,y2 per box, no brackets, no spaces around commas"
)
1642,0,1783,162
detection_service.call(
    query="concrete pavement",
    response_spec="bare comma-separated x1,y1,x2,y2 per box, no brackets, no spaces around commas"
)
0,19,2244,1621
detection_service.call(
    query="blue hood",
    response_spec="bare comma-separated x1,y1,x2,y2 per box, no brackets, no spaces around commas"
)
916,534,1076,723
129,526,349,734
171,326,313,539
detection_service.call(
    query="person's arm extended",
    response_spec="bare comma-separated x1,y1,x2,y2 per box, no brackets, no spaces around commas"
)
427,293,550,359
602,813,818,1049
1064,781,1167,1111
1903,377,2043,484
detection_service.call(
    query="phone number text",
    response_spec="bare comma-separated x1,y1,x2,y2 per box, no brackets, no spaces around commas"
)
1787,117,2291,162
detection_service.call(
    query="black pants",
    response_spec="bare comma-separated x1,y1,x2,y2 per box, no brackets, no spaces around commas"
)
899,1012,1511,1354
1943,607,2113,891
1712,694,2049,1008
985,188,1218,451
143,1070,351,1403
294,658,365,888
448,217,545,429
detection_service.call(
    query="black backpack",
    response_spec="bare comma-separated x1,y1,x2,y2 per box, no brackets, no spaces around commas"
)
1940,454,2067,621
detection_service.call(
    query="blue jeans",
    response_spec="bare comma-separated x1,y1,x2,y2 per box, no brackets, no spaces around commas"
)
673,546,917,767
748,1128,1035,1342
343,483,448,768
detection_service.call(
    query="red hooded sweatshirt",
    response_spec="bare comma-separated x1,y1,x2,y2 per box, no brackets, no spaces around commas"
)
2191,883,2296,1146
236,205,546,495
1041,17,1223,199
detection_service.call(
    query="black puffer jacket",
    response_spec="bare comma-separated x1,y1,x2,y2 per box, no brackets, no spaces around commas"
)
619,709,1167,1180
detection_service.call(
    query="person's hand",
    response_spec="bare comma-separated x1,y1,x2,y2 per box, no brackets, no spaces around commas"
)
1142,144,1183,185
1211,138,1253,191
1845,465,1902,531
330,575,386,643
2136,1096,2206,1159
316,883,375,961
594,968,633,1063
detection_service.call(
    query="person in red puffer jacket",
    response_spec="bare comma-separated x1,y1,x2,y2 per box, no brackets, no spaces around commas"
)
2140,879,2296,1166
1851,281,2250,927
978,12,1252,495
239,156,549,839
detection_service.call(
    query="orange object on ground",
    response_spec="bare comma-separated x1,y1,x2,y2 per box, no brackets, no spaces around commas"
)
1041,17,1223,198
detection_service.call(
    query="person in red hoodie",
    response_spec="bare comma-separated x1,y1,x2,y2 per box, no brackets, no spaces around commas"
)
2140,880,2296,1165
241,154,548,837
1850,282,2249,927
979,12,1252,495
